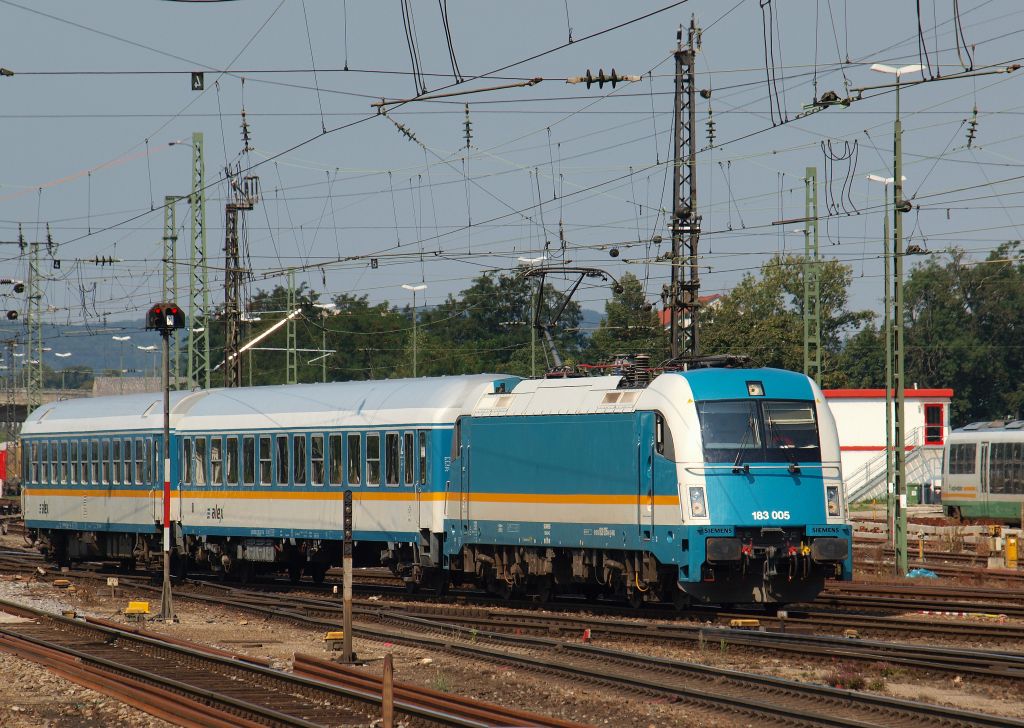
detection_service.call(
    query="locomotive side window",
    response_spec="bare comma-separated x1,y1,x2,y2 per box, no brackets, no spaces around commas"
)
242,436,255,486
294,435,307,485
763,402,819,451
366,433,381,487
403,432,414,486
418,431,427,485
226,436,238,485
259,435,272,485
311,435,324,486
183,438,193,485
329,434,343,485
385,432,399,487
275,435,289,485
210,436,223,486
91,441,100,484
113,440,122,485
346,433,361,486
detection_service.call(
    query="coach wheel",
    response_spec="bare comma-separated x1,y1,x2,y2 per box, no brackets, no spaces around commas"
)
237,560,254,585
431,569,450,596
534,576,554,603
119,557,136,574
288,563,302,585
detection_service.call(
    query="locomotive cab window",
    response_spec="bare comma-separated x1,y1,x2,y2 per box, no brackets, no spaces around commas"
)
697,399,820,464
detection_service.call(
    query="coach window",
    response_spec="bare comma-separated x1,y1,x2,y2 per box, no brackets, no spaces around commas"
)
29,442,38,484
100,440,110,484
113,439,123,485
259,435,272,485
125,438,134,485
194,437,207,486
276,434,289,485
329,434,343,486
91,441,100,484
242,436,255,486
226,436,239,486
69,441,79,484
210,436,223,486
182,438,193,485
81,440,90,485
311,435,324,486
385,432,400,487
133,438,143,484
57,441,66,485
366,433,381,487
418,431,427,486
347,433,362,486
40,442,49,483
403,432,414,486
294,434,307,486
143,439,152,485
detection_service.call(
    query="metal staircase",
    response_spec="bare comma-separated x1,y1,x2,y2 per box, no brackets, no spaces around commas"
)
844,427,944,502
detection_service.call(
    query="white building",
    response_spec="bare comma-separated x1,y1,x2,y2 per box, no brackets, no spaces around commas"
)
823,388,952,503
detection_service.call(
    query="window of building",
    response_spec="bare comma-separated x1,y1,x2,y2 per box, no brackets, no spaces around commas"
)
194,437,207,485
403,432,414,485
948,443,976,474
294,435,307,485
385,432,400,487
347,433,361,486
311,435,324,486
226,436,238,485
259,435,272,485
418,431,427,485
366,433,381,486
329,434,343,485
276,434,289,485
243,436,255,486
924,404,944,446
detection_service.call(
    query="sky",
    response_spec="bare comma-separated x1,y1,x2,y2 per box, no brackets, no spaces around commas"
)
1,0,1023,372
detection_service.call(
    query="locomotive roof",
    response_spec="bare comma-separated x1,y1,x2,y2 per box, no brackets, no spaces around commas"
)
22,374,512,436
953,419,1024,433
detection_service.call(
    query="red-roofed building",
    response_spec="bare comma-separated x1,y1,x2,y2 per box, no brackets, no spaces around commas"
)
657,294,723,329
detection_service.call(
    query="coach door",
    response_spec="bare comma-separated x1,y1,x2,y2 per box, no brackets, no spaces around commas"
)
457,418,474,535
979,442,990,510
637,412,655,541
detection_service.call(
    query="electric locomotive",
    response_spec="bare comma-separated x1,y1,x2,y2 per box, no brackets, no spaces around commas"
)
20,366,850,605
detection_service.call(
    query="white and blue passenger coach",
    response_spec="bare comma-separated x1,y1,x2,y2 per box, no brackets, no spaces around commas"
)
21,366,851,605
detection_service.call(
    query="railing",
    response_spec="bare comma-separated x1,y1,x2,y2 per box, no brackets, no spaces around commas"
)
846,426,943,502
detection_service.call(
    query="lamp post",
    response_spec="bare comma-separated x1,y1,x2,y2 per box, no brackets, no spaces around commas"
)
401,284,427,377
867,173,905,548
870,63,922,576
518,255,547,377
112,335,132,393
53,352,71,393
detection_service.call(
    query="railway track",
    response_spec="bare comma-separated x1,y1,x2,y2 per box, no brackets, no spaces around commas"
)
0,598,578,728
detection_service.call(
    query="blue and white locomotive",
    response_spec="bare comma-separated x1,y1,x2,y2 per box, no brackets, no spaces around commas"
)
20,366,851,605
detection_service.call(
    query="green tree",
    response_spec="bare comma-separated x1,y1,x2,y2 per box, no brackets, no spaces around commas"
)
587,272,666,363
701,254,872,387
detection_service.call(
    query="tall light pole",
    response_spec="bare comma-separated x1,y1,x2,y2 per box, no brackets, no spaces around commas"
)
867,173,905,548
53,352,71,394
401,284,427,378
870,63,922,576
518,255,547,377
112,335,132,394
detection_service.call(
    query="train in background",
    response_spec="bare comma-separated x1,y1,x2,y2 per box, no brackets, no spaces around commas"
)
20,365,851,606
943,420,1024,522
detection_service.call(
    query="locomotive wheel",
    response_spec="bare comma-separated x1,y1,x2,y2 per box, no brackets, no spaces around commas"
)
626,589,645,609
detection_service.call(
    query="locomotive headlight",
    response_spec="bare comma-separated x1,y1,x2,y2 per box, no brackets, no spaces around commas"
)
826,485,841,517
688,486,707,518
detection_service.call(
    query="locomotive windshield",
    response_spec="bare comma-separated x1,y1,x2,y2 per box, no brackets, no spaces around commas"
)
697,399,821,464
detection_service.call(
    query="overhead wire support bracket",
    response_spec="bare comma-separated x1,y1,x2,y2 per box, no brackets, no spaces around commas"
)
371,78,543,110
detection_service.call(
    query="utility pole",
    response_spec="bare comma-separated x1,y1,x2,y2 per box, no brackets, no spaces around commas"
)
223,172,258,388
664,17,701,360
3,340,16,441
187,132,210,390
162,196,181,389
892,77,909,577
884,198,894,547
26,241,42,414
286,269,298,385
802,167,821,385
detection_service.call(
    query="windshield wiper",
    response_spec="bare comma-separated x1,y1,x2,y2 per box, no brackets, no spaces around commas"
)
732,416,754,474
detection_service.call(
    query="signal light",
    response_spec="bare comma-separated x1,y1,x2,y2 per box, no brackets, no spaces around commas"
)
145,302,186,332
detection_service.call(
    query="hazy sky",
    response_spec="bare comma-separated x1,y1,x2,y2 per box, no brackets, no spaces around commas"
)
1,0,1022,356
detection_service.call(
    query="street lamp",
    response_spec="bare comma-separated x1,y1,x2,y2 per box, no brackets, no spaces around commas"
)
870,62,922,577
518,256,547,377
401,284,427,378
112,335,131,394
53,352,71,393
